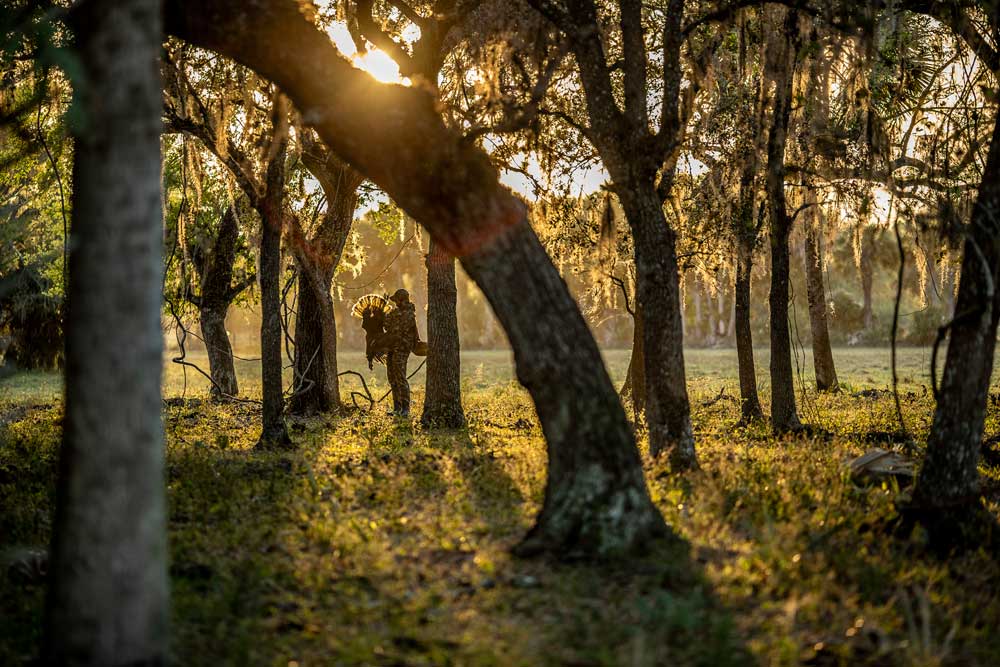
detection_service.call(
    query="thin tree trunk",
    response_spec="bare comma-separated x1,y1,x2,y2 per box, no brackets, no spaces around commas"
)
44,1,168,664
735,240,764,422
860,225,875,331
422,238,465,428
256,106,291,449
803,204,838,391
621,185,697,469
765,7,803,434
733,49,765,423
622,303,647,420
912,116,1000,521
200,304,238,397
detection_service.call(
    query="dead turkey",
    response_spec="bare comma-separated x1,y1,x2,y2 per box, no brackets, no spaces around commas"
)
352,294,394,366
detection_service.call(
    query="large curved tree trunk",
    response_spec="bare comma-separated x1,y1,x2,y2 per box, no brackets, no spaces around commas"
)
465,219,667,557
166,0,668,557
912,117,1000,520
44,1,169,663
620,185,697,469
803,204,838,391
422,238,465,428
765,7,803,434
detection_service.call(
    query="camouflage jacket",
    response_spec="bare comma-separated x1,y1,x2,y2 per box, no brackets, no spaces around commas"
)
381,301,418,353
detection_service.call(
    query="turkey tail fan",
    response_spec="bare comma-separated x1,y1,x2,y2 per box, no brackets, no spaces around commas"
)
351,294,394,319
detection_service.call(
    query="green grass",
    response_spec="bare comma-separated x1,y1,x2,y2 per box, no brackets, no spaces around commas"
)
0,345,969,407
2,348,1000,665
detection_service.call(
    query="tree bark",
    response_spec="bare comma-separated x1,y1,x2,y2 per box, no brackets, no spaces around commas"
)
765,7,803,434
44,1,169,664
621,303,647,421
803,203,838,391
422,238,465,428
200,304,238,397
194,205,248,399
620,185,697,469
860,225,875,331
912,115,1000,518
735,239,764,423
166,0,669,556
732,50,765,424
255,105,291,450
289,138,363,415
289,274,328,414
464,218,668,557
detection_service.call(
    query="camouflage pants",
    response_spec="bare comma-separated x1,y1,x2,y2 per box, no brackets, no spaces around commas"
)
387,350,410,415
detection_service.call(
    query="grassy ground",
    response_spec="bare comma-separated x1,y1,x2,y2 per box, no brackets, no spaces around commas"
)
2,348,1000,665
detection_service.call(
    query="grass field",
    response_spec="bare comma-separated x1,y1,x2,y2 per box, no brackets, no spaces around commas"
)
2,347,1000,665
0,346,971,407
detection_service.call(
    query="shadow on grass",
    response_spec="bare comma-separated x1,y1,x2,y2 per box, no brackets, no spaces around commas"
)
1,398,751,666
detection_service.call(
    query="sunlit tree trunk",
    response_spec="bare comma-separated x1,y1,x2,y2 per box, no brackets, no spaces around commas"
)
422,239,465,428
44,1,169,663
620,303,647,421
803,203,838,391
859,225,875,331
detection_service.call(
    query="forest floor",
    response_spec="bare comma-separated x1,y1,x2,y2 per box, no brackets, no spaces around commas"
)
2,348,1000,666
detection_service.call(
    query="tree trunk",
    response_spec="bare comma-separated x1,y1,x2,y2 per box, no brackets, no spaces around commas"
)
765,7,803,434
310,267,341,412
166,0,668,557
463,218,668,557
255,110,291,450
422,238,465,428
621,185,697,469
200,303,238,398
860,225,875,331
620,303,647,421
803,204,838,391
289,273,330,414
44,2,168,664
912,116,1000,521
289,259,340,415
289,136,363,416
190,205,251,400
735,240,764,422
